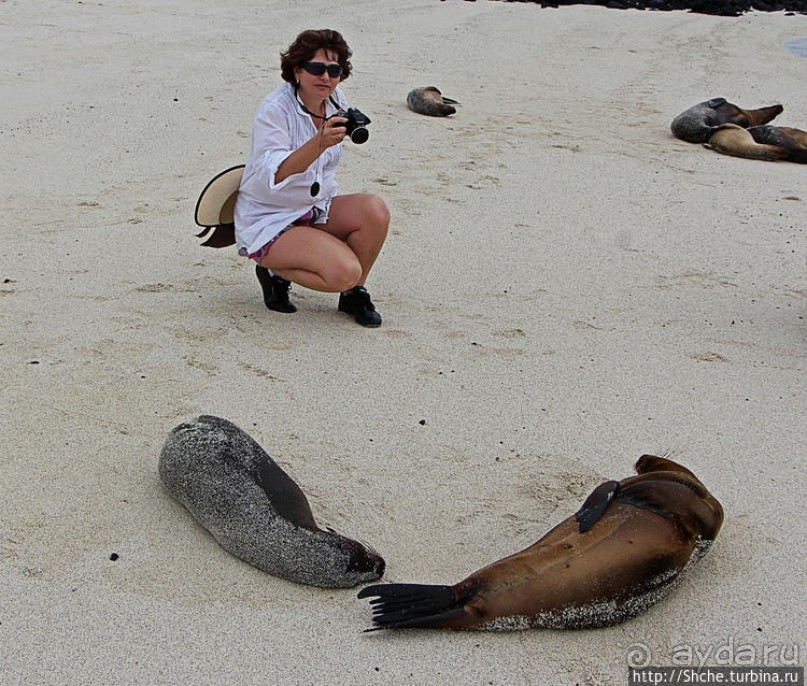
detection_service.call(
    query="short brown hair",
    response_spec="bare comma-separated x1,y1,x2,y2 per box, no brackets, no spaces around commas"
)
280,29,353,84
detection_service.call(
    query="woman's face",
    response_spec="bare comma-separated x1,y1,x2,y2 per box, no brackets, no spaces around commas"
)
294,48,342,104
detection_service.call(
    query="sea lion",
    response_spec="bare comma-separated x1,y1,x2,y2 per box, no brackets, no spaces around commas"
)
671,97,783,143
704,124,790,161
358,454,722,631
159,415,385,588
748,125,807,163
407,86,458,117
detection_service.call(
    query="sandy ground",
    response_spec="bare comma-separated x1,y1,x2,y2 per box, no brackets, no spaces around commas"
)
1,0,805,684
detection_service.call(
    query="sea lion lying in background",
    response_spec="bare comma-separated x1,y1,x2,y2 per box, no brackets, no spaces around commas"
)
671,97,783,143
704,124,807,163
407,86,459,117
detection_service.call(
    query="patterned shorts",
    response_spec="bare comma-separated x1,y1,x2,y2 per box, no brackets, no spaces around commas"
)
239,208,324,262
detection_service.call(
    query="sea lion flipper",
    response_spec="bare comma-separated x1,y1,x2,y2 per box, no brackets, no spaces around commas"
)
705,124,789,161
256,451,319,531
575,480,620,533
748,126,807,163
358,583,464,629
739,104,783,128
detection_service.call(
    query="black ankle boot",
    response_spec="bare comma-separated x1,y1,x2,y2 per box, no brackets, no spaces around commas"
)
338,286,382,327
255,265,297,313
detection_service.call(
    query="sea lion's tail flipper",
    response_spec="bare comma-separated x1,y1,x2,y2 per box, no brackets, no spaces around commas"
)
739,104,783,128
357,583,465,630
784,149,807,164
749,126,807,164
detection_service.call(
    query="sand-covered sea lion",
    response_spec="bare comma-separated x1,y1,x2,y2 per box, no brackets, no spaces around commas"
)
748,125,807,163
358,455,722,631
407,86,458,117
671,97,783,143
159,415,385,588
704,124,790,161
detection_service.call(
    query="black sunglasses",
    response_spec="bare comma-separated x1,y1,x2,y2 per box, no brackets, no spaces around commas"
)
301,61,343,78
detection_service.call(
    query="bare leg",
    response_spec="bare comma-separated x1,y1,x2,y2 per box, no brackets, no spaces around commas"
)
258,226,362,292
257,193,389,292
313,193,389,287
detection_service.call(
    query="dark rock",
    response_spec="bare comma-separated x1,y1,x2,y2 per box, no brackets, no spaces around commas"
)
497,0,807,15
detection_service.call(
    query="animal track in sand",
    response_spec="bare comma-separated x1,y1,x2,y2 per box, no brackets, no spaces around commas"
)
654,271,738,291
692,351,730,363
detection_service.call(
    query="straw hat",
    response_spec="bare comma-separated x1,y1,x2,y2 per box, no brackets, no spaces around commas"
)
195,165,244,227
194,165,244,247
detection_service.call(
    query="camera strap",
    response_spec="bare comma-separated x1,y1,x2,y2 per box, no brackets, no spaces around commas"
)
293,86,343,197
294,85,341,120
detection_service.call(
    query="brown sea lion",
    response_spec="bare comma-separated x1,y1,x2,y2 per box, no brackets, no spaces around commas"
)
407,86,458,117
358,455,723,631
748,125,807,163
159,415,385,588
670,97,783,144
704,124,789,161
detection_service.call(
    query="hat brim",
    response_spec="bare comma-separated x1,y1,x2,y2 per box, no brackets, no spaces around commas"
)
195,165,245,227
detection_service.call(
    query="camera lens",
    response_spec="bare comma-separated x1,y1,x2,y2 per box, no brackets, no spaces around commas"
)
350,127,369,144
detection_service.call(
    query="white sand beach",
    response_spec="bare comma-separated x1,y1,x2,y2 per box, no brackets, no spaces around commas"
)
1,0,805,684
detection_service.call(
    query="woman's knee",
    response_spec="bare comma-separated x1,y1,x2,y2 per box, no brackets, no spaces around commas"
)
325,255,362,292
364,194,390,230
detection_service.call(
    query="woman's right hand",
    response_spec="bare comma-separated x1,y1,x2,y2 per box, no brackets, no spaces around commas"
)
275,116,347,184
319,116,348,148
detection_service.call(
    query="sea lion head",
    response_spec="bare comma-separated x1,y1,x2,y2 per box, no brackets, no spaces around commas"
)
306,528,386,587
630,454,724,542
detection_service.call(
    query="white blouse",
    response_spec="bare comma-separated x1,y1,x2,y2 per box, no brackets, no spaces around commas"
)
234,82,347,254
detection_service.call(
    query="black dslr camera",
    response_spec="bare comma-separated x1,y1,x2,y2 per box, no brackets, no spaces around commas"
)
337,107,371,144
